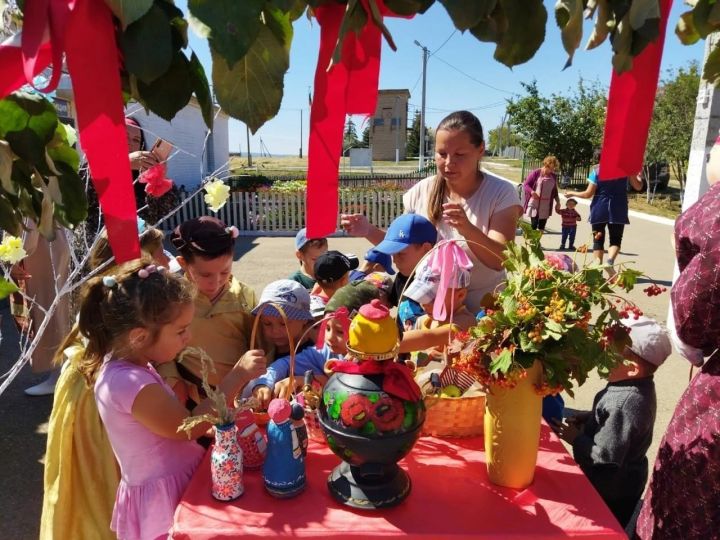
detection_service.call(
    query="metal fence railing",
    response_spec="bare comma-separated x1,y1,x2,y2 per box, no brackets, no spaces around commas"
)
520,157,591,189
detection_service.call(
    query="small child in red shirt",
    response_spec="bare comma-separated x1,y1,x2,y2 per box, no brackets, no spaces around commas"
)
558,198,581,251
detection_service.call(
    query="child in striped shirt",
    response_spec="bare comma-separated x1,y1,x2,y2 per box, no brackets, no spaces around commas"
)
558,198,581,251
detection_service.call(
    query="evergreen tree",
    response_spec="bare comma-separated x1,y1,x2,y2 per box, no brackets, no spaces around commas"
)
361,125,371,147
343,117,360,155
406,111,421,157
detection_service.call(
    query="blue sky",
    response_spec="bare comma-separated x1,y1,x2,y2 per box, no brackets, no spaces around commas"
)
179,1,703,157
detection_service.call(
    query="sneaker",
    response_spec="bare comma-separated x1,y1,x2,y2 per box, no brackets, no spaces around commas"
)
558,246,566,251
24,370,60,396
604,259,617,279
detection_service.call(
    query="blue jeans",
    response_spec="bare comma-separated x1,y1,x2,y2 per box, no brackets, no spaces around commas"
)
561,226,576,248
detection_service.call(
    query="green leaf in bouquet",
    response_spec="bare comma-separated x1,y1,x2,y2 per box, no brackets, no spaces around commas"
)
384,0,435,16
489,347,513,374
0,193,22,236
543,319,564,340
439,0,494,31
54,161,88,226
502,294,518,323
212,10,291,133
188,0,264,69
119,4,173,85
519,330,541,353
188,52,214,131
136,52,194,122
0,277,20,300
104,0,153,29
493,0,546,68
614,267,643,291
0,93,58,170
555,0,584,69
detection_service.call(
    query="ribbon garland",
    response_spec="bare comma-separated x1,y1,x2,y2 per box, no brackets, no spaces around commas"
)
598,0,672,181
0,0,140,263
306,1,409,238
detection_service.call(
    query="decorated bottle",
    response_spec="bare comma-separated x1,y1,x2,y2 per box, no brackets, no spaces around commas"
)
211,423,244,501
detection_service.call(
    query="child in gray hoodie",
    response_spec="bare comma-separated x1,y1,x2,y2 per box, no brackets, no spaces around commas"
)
554,316,671,527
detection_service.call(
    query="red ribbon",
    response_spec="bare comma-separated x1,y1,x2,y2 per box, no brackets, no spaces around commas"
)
307,1,408,238
599,0,672,180
315,306,352,349
0,0,140,262
327,359,422,402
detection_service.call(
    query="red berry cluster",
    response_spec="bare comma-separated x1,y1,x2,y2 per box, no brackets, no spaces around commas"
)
619,304,643,320
643,284,667,297
534,382,564,397
573,283,590,299
601,323,626,350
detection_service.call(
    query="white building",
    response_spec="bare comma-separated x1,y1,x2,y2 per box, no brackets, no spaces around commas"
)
54,75,229,189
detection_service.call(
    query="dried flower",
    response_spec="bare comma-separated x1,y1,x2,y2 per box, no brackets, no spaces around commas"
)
204,179,230,212
176,347,259,438
0,236,26,264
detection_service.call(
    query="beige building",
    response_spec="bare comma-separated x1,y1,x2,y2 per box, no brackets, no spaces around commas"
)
370,89,410,161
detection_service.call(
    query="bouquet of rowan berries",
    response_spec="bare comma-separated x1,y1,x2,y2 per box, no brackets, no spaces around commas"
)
450,223,655,397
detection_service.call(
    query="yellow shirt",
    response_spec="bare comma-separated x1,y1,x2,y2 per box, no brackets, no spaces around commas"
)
157,277,257,402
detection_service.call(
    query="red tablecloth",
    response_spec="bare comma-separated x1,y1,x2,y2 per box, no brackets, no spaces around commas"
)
171,424,626,539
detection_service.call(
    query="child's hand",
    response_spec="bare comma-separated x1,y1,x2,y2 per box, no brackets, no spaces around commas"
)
252,385,272,410
567,411,591,425
340,214,370,237
552,418,581,444
555,202,562,213
235,349,266,380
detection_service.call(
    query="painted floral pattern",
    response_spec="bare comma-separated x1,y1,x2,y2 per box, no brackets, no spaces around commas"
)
211,424,244,501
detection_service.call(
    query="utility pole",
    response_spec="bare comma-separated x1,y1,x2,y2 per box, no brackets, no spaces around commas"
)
414,40,429,171
246,124,252,167
299,109,303,158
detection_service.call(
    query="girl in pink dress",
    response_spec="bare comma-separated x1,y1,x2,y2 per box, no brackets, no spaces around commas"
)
77,260,264,540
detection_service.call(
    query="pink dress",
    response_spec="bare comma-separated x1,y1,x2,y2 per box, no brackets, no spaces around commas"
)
95,359,204,540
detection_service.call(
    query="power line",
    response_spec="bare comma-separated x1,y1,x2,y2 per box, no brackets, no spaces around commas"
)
408,101,506,114
430,30,457,57
432,54,519,96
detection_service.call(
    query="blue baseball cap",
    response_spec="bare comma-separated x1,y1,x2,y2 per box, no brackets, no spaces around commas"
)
365,248,395,275
374,214,437,255
295,228,326,251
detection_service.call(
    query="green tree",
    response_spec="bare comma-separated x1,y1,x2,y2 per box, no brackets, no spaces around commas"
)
506,79,606,178
644,63,700,192
361,125,371,148
406,111,420,157
488,125,519,156
343,117,360,155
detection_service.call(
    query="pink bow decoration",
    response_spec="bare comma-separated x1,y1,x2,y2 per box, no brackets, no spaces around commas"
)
138,163,174,198
316,306,352,350
425,240,473,322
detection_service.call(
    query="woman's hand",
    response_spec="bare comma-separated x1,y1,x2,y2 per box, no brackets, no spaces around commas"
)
442,202,475,237
340,213,370,237
252,385,273,410
129,151,159,171
555,202,562,213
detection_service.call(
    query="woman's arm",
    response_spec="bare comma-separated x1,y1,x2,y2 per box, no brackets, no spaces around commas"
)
340,214,386,245
565,182,597,199
628,173,644,192
399,326,454,353
442,203,521,271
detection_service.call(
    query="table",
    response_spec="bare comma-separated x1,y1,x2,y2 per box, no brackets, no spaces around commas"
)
171,424,626,539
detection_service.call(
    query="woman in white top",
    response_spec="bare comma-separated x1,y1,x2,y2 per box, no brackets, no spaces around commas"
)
342,110,522,314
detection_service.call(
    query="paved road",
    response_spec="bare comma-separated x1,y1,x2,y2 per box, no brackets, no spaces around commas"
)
0,206,685,539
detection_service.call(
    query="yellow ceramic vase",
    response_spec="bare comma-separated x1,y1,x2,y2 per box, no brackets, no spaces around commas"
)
484,360,543,489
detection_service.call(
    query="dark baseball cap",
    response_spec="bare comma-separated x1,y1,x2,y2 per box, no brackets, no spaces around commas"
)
314,250,359,283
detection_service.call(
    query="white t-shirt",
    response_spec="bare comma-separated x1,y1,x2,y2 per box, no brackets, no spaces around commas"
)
403,173,521,314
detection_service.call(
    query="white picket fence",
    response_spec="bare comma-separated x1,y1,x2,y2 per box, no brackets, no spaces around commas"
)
162,190,406,234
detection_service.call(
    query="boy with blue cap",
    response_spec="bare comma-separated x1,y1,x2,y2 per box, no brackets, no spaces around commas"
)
373,214,438,328
349,248,396,282
288,228,328,291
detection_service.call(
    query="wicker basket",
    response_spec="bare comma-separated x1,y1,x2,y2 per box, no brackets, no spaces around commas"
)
422,393,486,438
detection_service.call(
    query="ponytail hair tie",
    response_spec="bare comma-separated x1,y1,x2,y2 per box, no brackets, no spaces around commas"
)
138,264,166,279
226,226,239,239
102,276,117,288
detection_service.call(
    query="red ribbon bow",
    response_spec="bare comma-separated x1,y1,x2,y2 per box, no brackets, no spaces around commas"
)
0,0,140,262
327,359,422,402
315,306,352,350
306,1,410,238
